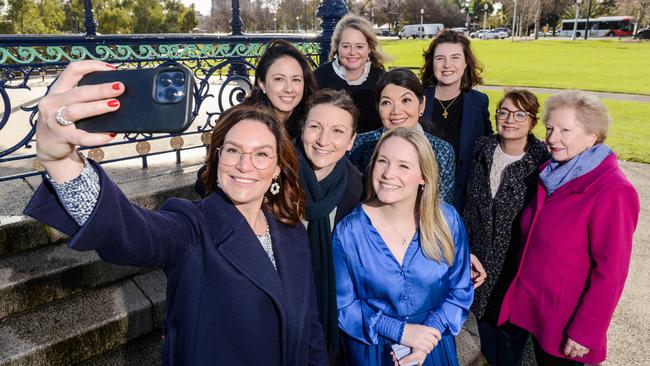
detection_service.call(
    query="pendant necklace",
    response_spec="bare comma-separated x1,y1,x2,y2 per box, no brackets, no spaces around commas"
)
436,87,460,119
380,209,412,246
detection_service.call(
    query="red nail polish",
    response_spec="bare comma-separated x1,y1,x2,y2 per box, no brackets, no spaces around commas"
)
105,63,116,69
107,99,119,107
111,82,121,90
109,133,117,137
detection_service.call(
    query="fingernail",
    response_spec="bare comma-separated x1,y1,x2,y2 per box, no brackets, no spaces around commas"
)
107,99,119,107
111,82,121,90
109,133,117,137
105,63,116,69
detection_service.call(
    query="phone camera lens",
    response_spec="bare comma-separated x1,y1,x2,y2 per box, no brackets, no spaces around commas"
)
172,72,185,86
159,75,172,87
164,88,178,101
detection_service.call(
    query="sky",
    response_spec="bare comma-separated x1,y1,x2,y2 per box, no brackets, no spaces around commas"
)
181,0,212,16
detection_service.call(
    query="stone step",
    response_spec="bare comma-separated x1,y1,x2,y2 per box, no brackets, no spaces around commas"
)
77,330,163,366
0,242,143,319
0,280,154,366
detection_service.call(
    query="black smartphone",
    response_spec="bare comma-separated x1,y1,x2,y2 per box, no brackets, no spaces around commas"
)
76,65,194,133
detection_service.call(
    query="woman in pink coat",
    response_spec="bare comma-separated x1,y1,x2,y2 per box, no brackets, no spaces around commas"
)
498,90,640,366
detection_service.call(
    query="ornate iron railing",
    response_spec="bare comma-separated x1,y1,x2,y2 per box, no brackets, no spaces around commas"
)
0,0,348,183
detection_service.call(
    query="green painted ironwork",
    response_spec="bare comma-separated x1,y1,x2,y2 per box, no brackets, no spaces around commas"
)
0,42,320,64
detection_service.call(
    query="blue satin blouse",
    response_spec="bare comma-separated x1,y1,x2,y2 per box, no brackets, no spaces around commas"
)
333,204,473,365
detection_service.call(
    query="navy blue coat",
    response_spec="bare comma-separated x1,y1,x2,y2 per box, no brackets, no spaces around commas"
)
423,87,493,212
24,162,328,366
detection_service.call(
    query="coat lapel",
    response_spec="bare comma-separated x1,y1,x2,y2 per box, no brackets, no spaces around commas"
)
201,191,287,316
266,211,310,366
460,91,479,164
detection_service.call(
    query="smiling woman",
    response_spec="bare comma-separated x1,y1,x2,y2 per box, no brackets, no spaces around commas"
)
348,68,456,206
295,88,364,360
420,29,492,213
314,14,388,133
23,60,328,365
333,127,473,366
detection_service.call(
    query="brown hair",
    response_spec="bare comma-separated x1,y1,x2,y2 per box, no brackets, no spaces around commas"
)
497,88,541,128
305,88,359,132
201,104,306,225
329,14,387,70
420,29,483,90
543,90,611,144
248,40,318,126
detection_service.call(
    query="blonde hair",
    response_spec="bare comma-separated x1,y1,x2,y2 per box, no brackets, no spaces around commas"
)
365,128,454,264
543,90,611,144
329,14,387,70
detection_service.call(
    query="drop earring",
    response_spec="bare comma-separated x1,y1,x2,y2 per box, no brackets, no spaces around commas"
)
269,176,280,195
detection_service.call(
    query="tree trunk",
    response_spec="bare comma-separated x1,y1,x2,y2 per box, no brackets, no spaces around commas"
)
533,0,541,39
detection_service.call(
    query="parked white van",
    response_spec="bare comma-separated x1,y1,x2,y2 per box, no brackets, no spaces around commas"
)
398,23,444,39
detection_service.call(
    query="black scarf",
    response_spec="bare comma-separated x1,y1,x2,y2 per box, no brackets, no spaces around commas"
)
296,141,348,352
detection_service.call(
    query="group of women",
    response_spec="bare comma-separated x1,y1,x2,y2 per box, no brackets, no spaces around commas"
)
25,12,639,366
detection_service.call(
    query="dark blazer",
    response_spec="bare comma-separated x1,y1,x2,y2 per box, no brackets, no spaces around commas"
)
24,162,328,366
314,61,384,134
462,135,550,322
423,87,492,212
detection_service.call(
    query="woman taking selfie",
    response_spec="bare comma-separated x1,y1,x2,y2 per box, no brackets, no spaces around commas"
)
348,68,455,205
498,91,640,366
420,30,492,212
24,60,328,366
463,89,550,365
334,128,473,366
315,14,386,133
297,89,363,359
195,39,317,197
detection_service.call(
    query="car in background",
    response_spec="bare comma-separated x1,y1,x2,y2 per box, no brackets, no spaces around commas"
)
493,29,508,39
634,28,650,39
398,23,444,39
470,29,497,39
493,27,511,37
451,27,468,35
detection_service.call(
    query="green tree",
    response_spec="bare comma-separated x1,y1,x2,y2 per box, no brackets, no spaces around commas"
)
40,0,66,33
133,0,164,33
180,3,198,32
97,2,133,34
4,0,46,34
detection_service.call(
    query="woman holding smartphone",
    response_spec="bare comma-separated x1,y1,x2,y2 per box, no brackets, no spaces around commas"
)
24,60,328,365
333,128,473,366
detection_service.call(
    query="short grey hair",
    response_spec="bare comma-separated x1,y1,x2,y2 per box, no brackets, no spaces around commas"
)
543,90,611,143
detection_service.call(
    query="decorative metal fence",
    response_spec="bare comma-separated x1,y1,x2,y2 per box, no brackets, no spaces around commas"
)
0,0,348,183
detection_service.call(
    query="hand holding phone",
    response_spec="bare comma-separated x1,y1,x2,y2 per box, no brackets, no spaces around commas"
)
76,65,194,133
391,344,420,366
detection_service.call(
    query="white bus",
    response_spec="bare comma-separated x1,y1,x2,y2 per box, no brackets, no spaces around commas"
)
559,16,635,38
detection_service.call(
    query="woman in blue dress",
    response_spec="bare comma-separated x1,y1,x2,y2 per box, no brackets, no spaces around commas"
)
333,127,474,366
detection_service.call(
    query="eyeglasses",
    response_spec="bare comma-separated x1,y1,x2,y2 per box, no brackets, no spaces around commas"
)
496,108,533,122
217,145,277,170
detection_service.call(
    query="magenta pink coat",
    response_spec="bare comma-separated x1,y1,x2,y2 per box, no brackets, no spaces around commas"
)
498,154,640,364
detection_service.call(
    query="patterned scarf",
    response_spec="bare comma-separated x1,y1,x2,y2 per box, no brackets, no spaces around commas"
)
539,143,612,195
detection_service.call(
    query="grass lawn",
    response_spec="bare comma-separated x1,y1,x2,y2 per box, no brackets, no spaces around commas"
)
381,39,650,96
482,90,650,163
